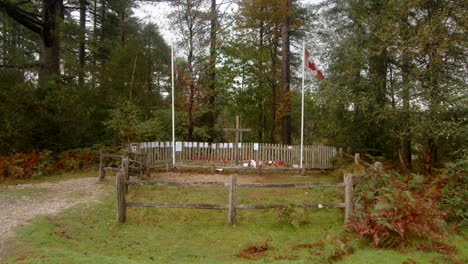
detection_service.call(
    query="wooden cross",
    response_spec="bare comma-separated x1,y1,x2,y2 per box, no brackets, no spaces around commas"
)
223,116,251,165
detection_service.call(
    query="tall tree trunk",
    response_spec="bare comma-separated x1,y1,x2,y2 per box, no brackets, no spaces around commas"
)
78,0,86,87
269,40,279,144
258,102,263,142
187,88,195,142
257,13,264,143
40,0,64,80
401,45,412,170
100,0,106,42
425,45,439,174
270,81,277,143
120,10,125,45
280,0,291,145
0,0,63,81
186,9,195,142
91,0,97,88
368,28,387,150
208,0,217,140
424,138,434,174
401,7,413,169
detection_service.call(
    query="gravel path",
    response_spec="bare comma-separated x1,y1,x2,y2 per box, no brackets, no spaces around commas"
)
0,177,104,258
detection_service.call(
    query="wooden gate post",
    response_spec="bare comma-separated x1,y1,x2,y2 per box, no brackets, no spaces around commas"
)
228,174,238,225
344,174,354,223
99,148,105,181
339,147,344,158
354,153,360,165
117,171,126,223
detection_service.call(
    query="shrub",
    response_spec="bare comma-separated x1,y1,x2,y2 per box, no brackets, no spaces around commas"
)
439,154,468,227
277,203,308,228
0,146,104,181
55,147,98,172
0,150,54,180
322,233,356,261
348,171,448,250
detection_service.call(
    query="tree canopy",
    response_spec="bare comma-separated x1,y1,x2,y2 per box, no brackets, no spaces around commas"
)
0,0,465,170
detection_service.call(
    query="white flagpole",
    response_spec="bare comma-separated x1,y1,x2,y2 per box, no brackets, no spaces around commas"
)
171,44,175,166
300,41,305,169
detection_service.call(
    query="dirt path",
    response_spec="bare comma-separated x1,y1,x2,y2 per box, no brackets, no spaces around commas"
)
0,177,104,258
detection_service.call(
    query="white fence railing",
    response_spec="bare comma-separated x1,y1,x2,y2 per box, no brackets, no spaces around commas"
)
128,142,337,169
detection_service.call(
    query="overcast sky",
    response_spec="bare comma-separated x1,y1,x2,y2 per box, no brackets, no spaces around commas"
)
132,0,324,45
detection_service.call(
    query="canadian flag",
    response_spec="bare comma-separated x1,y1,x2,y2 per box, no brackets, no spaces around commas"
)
173,51,178,80
305,48,324,81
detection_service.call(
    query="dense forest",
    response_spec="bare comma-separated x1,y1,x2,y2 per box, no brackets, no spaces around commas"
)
0,0,466,171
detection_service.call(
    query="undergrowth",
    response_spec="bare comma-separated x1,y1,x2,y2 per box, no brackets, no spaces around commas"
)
439,153,468,227
348,170,451,252
0,145,120,182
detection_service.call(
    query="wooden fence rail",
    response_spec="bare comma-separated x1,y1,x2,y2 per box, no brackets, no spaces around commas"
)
99,149,148,181
116,170,354,225
127,142,337,169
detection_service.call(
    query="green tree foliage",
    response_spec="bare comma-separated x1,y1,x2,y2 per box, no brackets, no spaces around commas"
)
219,0,306,143
308,0,467,169
0,0,465,174
0,0,170,153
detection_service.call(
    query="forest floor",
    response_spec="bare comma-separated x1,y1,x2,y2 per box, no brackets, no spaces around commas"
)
0,170,466,264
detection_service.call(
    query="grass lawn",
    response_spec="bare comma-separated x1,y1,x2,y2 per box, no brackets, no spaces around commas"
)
0,170,98,186
2,171,467,264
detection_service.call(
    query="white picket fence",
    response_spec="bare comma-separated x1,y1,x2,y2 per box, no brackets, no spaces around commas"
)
128,142,337,169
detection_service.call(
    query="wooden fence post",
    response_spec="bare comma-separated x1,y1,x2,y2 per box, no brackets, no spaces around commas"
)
301,168,306,176
344,174,354,223
339,147,344,158
210,164,215,174
374,162,382,172
165,162,169,172
257,164,262,175
117,171,126,223
99,148,105,181
123,154,129,194
228,174,238,225
145,154,150,178
354,153,360,165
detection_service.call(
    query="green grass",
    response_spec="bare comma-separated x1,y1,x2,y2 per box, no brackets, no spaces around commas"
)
2,173,467,264
0,188,49,200
0,170,98,186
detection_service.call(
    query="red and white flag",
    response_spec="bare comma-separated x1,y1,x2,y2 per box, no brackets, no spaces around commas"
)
172,51,178,80
304,48,324,81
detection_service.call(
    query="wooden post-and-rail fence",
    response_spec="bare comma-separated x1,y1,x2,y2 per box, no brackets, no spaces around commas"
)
99,149,150,181
115,170,355,225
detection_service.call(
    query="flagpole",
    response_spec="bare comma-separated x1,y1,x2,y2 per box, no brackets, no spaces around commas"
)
300,41,305,169
171,44,175,166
